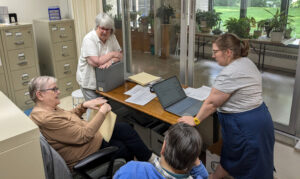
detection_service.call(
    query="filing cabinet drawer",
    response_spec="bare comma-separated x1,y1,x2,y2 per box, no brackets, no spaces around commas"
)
11,67,38,91
53,41,76,61
56,59,77,78
15,88,34,110
50,22,74,43
7,48,36,70
0,74,8,96
57,77,78,97
2,27,33,50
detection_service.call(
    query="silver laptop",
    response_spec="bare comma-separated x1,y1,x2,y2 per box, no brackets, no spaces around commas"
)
152,76,202,117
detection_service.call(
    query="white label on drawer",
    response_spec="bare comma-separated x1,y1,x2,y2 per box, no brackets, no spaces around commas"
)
5,32,12,36
66,82,72,86
52,27,58,31
15,32,22,36
22,74,29,80
60,27,65,31
24,92,29,96
62,45,68,49
18,53,25,57
64,64,70,67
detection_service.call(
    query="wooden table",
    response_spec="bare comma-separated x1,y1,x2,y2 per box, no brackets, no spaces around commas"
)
98,81,179,124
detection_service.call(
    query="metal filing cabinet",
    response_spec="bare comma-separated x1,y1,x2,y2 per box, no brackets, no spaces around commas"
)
0,24,40,110
33,19,78,97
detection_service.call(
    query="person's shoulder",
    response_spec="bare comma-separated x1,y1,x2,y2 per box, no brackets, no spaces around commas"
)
30,108,67,126
83,30,98,41
114,161,163,179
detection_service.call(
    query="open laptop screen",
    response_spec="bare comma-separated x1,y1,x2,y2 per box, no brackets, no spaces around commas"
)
153,76,186,108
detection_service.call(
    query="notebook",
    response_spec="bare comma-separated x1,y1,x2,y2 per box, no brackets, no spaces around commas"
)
128,72,161,86
152,76,203,117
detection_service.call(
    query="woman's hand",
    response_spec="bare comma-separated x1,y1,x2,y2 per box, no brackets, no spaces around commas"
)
99,61,112,69
83,97,107,110
178,116,196,126
99,103,111,114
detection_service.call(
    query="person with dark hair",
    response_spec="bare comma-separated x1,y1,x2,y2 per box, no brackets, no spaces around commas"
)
179,33,274,179
113,122,208,179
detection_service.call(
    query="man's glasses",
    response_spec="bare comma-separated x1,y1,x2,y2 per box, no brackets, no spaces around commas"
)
39,87,59,92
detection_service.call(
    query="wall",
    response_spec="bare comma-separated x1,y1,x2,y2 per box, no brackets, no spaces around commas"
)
0,0,70,23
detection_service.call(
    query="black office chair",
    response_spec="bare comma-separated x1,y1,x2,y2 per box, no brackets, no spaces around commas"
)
40,134,126,179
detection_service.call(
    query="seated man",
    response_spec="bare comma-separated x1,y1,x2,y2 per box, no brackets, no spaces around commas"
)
28,76,155,170
114,122,209,179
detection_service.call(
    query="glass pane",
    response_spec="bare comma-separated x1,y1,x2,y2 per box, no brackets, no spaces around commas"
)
128,0,181,79
289,0,300,38
214,0,241,31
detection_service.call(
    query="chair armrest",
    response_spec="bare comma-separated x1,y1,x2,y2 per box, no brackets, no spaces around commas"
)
73,146,119,170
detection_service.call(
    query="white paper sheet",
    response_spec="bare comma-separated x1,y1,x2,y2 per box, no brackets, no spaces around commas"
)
184,86,212,101
124,85,146,96
125,89,156,106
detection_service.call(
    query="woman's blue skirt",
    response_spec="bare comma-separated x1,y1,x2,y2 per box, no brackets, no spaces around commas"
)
218,102,274,179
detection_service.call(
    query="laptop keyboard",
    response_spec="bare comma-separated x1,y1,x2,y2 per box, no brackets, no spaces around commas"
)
167,97,198,114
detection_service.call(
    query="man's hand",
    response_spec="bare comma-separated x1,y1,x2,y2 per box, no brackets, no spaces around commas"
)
83,97,107,110
177,116,196,126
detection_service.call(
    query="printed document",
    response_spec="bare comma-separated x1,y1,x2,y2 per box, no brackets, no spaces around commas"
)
125,85,156,105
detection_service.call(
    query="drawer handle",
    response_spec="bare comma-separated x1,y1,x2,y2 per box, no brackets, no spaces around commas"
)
60,34,67,38
64,70,71,74
18,61,28,66
25,99,34,105
62,53,69,57
21,74,29,80
64,64,70,70
15,41,24,45
15,32,23,36
66,87,73,91
22,81,30,86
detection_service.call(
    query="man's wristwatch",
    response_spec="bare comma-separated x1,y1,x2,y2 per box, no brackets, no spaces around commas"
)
194,117,201,125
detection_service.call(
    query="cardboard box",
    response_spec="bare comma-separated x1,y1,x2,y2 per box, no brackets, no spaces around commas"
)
206,140,222,174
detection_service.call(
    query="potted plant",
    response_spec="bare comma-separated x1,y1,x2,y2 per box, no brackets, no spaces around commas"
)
265,9,292,42
225,17,256,38
138,15,149,32
156,4,175,24
196,10,222,33
253,19,265,39
212,20,223,35
285,24,295,39
130,11,138,30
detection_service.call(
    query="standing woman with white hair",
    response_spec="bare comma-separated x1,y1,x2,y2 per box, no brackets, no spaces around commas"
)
76,12,123,100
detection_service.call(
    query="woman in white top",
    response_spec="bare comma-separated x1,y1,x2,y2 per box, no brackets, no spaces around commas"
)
76,13,123,100
179,33,274,179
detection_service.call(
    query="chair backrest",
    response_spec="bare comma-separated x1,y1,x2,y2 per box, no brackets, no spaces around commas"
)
39,133,73,179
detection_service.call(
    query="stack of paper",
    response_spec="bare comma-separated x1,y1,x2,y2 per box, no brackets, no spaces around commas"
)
128,72,161,86
124,85,156,106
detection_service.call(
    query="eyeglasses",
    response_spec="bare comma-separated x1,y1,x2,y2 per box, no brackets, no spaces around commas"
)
99,27,112,32
212,50,222,54
39,87,59,92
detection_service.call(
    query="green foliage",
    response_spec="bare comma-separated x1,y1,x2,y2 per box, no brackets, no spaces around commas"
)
103,4,113,13
225,17,256,38
214,0,240,7
291,0,300,8
195,10,222,28
265,8,293,32
156,4,175,24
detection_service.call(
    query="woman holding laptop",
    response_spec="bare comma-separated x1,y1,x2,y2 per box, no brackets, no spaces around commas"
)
178,33,274,179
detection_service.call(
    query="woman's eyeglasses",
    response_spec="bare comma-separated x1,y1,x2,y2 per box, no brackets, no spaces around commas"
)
39,87,59,92
212,50,222,54
99,27,112,32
